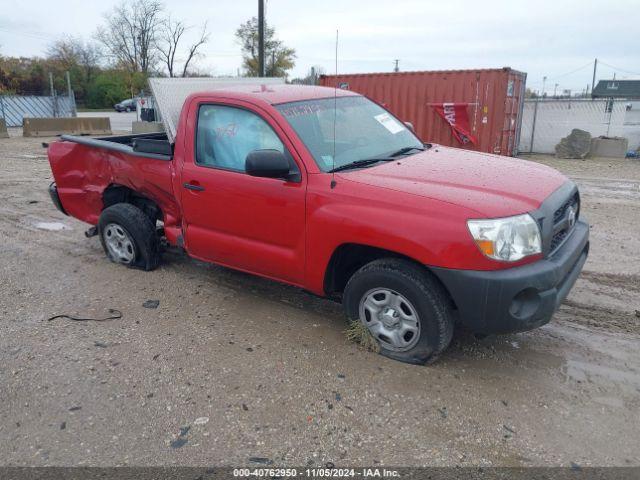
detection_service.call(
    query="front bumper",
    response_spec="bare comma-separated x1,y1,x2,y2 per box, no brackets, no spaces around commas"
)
431,219,589,334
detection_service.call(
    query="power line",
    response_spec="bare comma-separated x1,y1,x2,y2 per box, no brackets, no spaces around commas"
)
0,26,57,42
597,60,640,77
548,61,594,81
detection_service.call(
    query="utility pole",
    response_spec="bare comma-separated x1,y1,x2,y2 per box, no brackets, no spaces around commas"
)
65,71,76,116
49,72,58,118
270,51,275,76
542,76,547,97
592,58,597,92
258,0,265,77
393,59,399,72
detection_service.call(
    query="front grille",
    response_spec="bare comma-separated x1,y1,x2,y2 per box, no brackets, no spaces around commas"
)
550,230,568,251
553,192,580,224
549,191,580,254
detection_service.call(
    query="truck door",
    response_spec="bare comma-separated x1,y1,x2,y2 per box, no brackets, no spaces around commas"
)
179,102,306,285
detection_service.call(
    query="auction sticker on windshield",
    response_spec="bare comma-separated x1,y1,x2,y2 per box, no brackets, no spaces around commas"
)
374,112,404,134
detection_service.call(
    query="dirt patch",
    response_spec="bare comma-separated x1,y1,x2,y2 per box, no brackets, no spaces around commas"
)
0,142,639,467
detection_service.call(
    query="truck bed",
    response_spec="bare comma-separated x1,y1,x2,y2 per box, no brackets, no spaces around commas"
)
48,132,180,231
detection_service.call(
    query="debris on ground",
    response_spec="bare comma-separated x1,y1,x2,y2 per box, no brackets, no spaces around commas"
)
344,320,380,353
47,309,122,322
142,300,160,309
169,425,190,449
194,417,209,425
555,129,592,159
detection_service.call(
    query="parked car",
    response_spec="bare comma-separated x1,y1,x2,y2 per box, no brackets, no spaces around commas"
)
47,85,589,364
114,98,137,112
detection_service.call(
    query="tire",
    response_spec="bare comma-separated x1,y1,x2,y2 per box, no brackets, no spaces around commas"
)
98,203,160,271
343,258,454,365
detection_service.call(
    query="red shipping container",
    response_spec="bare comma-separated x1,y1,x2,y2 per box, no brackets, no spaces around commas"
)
319,68,527,156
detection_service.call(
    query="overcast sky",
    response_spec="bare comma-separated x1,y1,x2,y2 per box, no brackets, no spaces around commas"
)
1,0,638,94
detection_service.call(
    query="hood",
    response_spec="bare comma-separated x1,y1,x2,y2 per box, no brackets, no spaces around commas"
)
338,146,567,218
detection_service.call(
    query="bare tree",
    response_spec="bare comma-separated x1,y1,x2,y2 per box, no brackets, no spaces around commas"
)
95,0,164,74
180,22,209,77
76,42,102,85
46,37,79,70
157,18,185,77
158,19,209,77
49,37,103,84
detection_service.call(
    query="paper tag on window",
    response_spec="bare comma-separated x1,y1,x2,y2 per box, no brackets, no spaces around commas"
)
374,113,404,134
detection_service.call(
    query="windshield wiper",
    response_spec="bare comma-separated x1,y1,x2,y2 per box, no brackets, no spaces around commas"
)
328,158,394,173
388,146,426,157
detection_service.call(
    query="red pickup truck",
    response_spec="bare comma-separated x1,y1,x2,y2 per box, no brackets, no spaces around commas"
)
47,84,589,364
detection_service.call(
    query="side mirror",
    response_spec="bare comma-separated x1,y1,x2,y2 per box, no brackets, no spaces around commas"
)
404,121,415,132
246,149,292,180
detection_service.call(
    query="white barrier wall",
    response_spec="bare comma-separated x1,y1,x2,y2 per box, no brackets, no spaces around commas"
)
518,99,638,154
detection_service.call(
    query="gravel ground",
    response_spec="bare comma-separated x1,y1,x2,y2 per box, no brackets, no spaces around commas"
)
1,138,639,467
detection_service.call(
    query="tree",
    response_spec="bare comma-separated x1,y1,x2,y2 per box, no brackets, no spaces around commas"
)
96,0,164,75
157,18,210,77
86,69,147,108
235,17,295,77
47,36,102,103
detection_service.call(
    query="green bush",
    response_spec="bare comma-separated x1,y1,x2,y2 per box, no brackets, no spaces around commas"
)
86,71,129,109
85,71,149,109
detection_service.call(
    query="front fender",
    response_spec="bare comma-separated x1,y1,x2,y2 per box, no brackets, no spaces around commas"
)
303,175,485,295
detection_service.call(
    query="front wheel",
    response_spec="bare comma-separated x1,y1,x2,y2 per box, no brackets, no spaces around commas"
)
98,203,160,271
343,258,454,365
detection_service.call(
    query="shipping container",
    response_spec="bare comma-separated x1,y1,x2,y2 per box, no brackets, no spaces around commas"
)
319,68,527,156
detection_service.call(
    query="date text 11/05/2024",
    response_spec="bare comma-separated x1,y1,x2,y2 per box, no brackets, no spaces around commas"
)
233,467,400,477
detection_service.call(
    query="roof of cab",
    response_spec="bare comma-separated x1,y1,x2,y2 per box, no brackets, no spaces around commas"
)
196,84,359,105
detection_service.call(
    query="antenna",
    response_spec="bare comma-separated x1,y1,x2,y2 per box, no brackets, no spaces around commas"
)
330,29,338,189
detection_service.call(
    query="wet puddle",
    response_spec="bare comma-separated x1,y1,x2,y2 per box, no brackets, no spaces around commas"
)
34,221,69,231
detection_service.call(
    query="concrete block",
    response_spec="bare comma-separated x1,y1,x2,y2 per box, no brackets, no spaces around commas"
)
555,129,591,159
589,137,628,158
132,121,164,134
0,119,9,138
23,117,111,137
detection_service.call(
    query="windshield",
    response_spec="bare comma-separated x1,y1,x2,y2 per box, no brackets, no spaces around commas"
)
275,96,423,172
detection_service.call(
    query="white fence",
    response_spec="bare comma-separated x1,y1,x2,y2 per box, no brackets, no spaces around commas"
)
518,99,639,154
0,94,77,127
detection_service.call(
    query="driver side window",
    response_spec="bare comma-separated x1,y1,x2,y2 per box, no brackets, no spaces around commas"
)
196,105,284,172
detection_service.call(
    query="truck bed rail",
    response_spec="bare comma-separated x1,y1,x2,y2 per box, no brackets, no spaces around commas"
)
60,133,173,161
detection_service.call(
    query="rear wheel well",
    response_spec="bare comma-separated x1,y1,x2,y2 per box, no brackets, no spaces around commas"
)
102,185,162,224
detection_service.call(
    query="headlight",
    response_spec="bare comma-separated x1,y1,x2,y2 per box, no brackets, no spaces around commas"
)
467,214,541,262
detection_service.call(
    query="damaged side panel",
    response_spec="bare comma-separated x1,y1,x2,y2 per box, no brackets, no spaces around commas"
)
47,141,182,244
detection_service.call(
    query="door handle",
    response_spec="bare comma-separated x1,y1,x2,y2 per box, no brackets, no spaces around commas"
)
183,182,205,192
